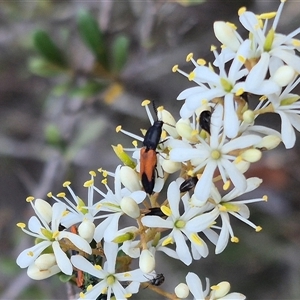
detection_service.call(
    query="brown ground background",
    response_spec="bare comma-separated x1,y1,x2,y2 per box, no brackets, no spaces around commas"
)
1,0,300,299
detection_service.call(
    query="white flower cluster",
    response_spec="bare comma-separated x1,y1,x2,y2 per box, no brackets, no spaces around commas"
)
16,1,300,299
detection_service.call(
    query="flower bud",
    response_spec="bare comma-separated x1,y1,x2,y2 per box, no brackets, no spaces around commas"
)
120,197,140,219
161,109,179,138
213,21,240,51
272,65,295,87
120,166,142,192
242,110,255,124
175,283,189,298
212,281,231,298
112,144,136,168
35,254,56,271
78,219,95,243
34,199,52,224
27,262,60,280
241,149,262,162
255,135,281,150
176,119,198,143
234,160,250,174
139,249,155,273
162,158,181,174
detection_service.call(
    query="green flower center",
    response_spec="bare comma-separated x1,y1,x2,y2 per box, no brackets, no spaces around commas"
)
263,28,275,52
211,149,221,160
175,220,186,229
107,275,116,285
220,78,233,93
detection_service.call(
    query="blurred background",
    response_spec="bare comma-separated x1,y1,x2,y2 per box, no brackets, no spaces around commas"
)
1,0,300,299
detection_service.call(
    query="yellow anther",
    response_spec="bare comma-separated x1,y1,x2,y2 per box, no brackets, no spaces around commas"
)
161,205,172,217
27,251,34,257
62,210,69,217
94,264,102,270
190,233,203,245
101,178,108,185
172,65,179,72
132,140,138,148
162,236,174,246
231,236,239,243
98,168,103,173
188,71,196,81
89,170,96,177
116,125,122,133
125,293,132,298
79,291,86,298
259,95,268,101
197,58,206,66
83,179,94,188
63,181,71,187
262,195,268,202
123,272,131,278
17,222,26,228
157,105,164,112
186,53,193,62
235,155,243,164
259,12,277,20
256,226,262,232
292,39,300,47
47,192,53,198
210,45,217,51
210,285,219,291
26,196,34,202
56,192,66,198
102,170,108,177
223,180,231,191
116,144,124,152
238,6,246,16
191,129,198,136
142,99,151,106
226,21,237,30
187,170,194,177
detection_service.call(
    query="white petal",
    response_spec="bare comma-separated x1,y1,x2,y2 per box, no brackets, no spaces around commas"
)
174,230,192,265
71,255,105,278
59,231,92,254
27,263,60,280
177,86,206,100
167,181,181,218
186,272,205,299
170,148,203,162
52,241,73,275
186,208,219,232
16,241,51,268
222,135,261,153
224,93,239,138
142,216,173,229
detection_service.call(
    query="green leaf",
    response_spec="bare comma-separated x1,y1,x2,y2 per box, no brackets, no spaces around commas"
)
33,30,67,67
111,35,129,73
77,10,108,68
69,81,107,98
175,0,206,6
28,57,67,77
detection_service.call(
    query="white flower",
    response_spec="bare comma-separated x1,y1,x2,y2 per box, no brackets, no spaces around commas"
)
267,76,300,148
142,181,219,265
239,1,300,73
93,165,146,242
71,242,147,300
16,199,92,276
170,105,262,204
176,40,280,138
209,177,266,254
185,272,210,300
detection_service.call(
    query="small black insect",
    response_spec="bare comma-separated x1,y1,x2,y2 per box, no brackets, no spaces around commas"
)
149,273,165,286
180,176,198,193
145,207,167,218
199,110,212,135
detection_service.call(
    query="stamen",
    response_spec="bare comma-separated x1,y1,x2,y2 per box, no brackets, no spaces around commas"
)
89,171,96,177
57,192,66,198
47,192,53,198
186,53,193,62
63,181,71,187
231,236,239,243
142,99,151,106
172,65,179,72
197,58,206,66
256,226,262,232
238,6,246,16
26,196,34,202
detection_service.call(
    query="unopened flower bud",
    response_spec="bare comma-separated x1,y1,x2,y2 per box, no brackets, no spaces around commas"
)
241,149,262,162
212,281,231,298
27,262,60,280
120,166,141,192
272,65,295,87
120,197,140,219
112,144,136,168
176,119,198,143
175,283,189,298
139,249,155,273
213,21,240,51
255,135,281,150
162,159,181,174
242,110,255,124
234,160,250,173
113,232,135,243
78,219,95,243
160,109,179,138
35,199,52,224
35,254,56,271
